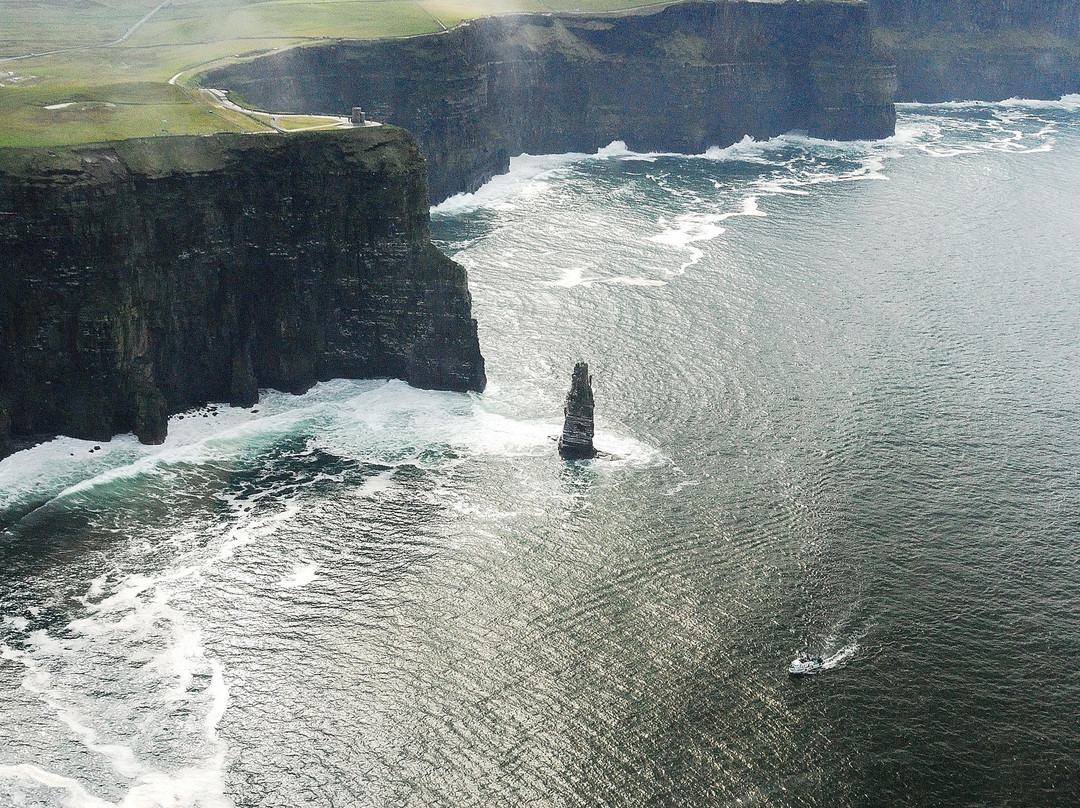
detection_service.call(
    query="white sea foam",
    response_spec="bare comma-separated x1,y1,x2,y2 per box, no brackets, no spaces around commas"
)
592,429,665,468
114,759,233,808
433,129,897,233
600,276,668,287
2,376,634,533
433,140,729,215
821,641,858,670
0,381,398,522
649,195,767,274
900,94,1080,113
700,134,775,163
0,404,261,519
0,763,113,808
437,100,1072,223
141,377,658,472
548,266,600,288
594,140,638,159
665,479,701,496
2,647,234,806
545,266,668,288
352,469,396,497
0,433,144,515
84,573,109,603
433,151,591,214
898,99,1067,157
2,614,29,632
55,707,144,777
0,526,241,808
650,218,723,274
804,611,874,674
204,659,228,736
0,641,50,693
278,563,318,588
304,379,557,463
219,502,301,560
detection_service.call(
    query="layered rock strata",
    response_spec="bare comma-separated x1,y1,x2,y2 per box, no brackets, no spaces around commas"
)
871,0,1080,100
205,0,897,203
0,126,485,457
558,361,597,460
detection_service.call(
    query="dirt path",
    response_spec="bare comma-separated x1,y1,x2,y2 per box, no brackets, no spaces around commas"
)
113,0,174,45
0,0,173,63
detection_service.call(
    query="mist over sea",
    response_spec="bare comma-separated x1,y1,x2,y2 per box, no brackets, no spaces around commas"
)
2,100,1080,807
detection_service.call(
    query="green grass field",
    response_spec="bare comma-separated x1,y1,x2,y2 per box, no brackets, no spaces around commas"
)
0,0,667,147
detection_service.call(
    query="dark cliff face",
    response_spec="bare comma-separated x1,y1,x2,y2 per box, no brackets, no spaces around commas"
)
872,0,1080,36
0,127,485,456
870,0,1080,101
206,0,896,203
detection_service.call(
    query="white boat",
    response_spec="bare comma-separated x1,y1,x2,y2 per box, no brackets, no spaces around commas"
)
788,655,825,676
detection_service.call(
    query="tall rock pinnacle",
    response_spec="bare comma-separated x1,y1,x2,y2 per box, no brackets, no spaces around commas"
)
558,361,597,460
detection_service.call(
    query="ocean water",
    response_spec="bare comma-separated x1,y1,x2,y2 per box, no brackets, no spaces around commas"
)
3,100,1080,807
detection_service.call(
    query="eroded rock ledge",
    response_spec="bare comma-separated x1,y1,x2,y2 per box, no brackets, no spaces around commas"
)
0,126,485,457
206,0,897,203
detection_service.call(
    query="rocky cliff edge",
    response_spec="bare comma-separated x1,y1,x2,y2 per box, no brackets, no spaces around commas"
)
0,126,485,458
206,0,898,203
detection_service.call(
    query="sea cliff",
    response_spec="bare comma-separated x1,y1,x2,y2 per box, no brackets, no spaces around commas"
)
871,0,1080,100
205,0,897,203
0,126,485,458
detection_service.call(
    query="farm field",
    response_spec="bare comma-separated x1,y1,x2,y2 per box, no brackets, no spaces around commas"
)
0,0,667,147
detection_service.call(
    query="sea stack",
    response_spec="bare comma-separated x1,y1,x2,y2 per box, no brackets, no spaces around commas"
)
558,361,597,460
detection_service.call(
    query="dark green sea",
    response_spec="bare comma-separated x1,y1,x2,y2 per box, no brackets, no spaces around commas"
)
2,100,1080,807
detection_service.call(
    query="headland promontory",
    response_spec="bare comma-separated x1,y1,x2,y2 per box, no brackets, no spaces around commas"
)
0,126,485,457
206,0,898,203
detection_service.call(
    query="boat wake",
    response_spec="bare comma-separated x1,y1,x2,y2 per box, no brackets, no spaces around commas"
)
819,641,858,670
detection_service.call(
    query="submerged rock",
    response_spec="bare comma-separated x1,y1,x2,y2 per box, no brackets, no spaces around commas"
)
558,361,597,461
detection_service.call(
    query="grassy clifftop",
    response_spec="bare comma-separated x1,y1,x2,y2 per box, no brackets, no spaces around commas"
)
0,124,418,183
0,0,674,148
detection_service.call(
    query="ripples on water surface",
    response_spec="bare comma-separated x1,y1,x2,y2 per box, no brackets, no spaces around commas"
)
3,100,1080,807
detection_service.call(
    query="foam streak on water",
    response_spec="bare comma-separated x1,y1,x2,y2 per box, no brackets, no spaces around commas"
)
4,100,1080,806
